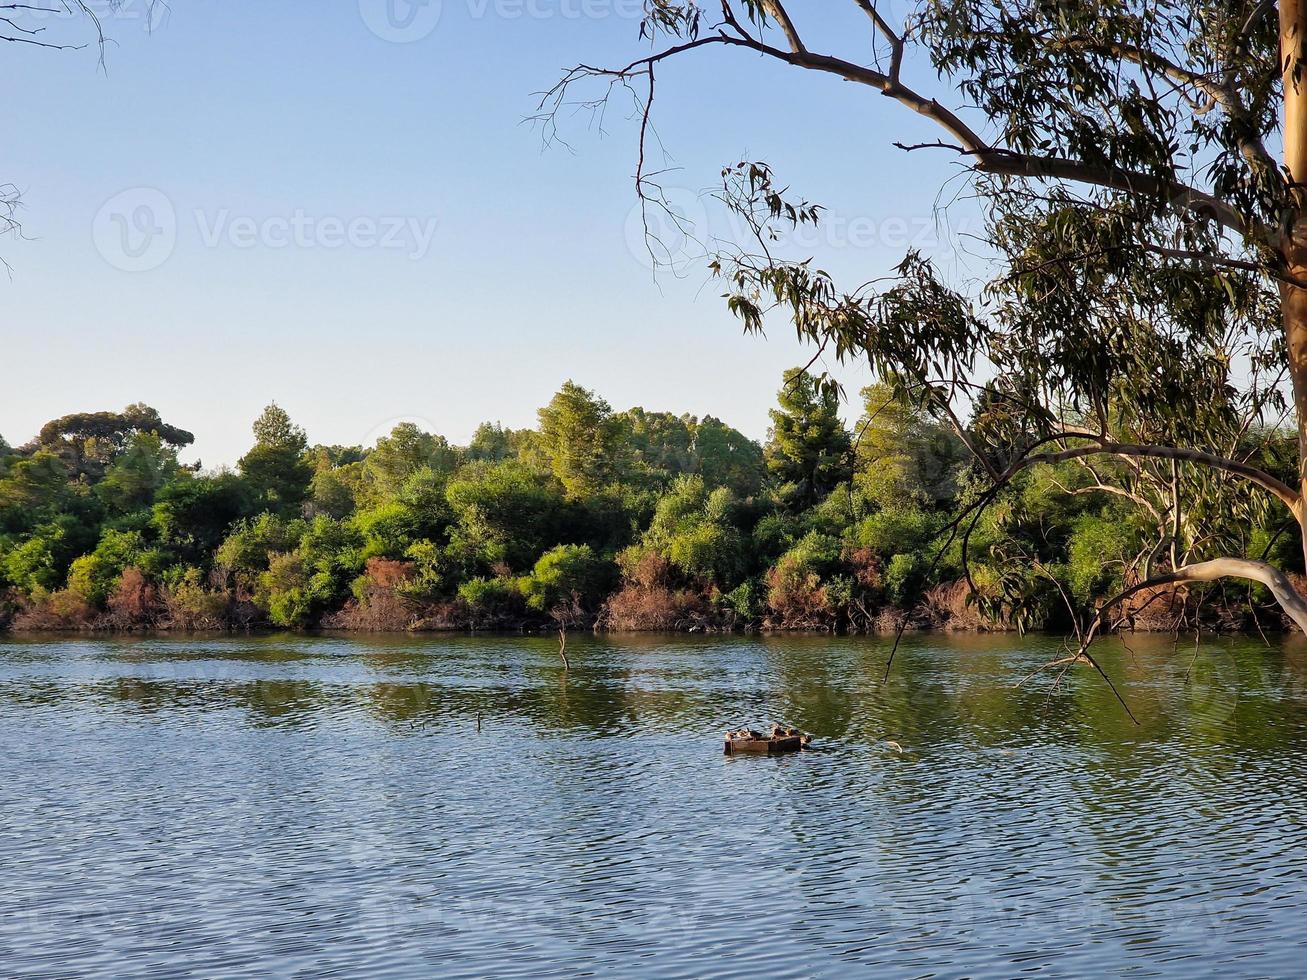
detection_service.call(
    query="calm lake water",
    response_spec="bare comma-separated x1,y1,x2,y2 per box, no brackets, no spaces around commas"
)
1,632,1306,978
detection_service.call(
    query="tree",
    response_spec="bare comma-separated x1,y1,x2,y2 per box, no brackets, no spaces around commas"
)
238,403,312,515
151,473,252,564
536,381,627,496
467,422,531,462
764,368,852,510
96,432,181,514
445,460,571,571
635,474,747,587
619,408,697,482
550,1,1307,645
854,383,965,509
360,422,460,505
0,451,75,534
34,403,193,481
519,544,613,615
693,415,765,498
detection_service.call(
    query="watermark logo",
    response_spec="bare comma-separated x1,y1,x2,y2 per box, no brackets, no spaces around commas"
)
194,210,439,259
359,415,443,450
621,184,971,273
92,187,177,272
92,189,440,269
13,0,169,37
623,187,711,275
359,0,648,41
359,0,444,42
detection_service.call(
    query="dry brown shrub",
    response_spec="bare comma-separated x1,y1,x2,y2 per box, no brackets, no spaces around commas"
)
407,601,462,630
622,551,673,590
0,589,19,630
101,567,162,630
602,551,710,631
920,579,980,629
603,583,705,631
1118,582,1189,631
919,579,1016,631
163,572,232,630
873,607,911,633
366,557,416,588
763,560,835,630
843,546,882,591
324,557,419,631
12,590,97,630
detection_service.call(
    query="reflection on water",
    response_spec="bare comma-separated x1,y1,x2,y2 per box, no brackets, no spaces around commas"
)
1,632,1306,977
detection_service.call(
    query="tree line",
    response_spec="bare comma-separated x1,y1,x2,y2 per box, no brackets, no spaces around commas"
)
0,372,1298,634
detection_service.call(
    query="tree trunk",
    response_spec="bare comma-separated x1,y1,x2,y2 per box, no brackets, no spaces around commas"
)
1281,0,1307,568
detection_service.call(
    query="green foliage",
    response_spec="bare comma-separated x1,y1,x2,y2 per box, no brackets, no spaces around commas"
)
765,368,853,510
854,383,965,509
639,475,746,587
467,422,528,463
536,381,627,496
95,432,181,514
519,544,612,614
850,507,938,558
693,416,765,498
722,578,765,620
1,514,97,594
238,403,312,514
360,423,459,506
354,467,452,559
777,531,843,580
883,553,927,608
1065,513,1138,602
458,576,521,622
0,451,76,533
217,513,306,581
309,462,361,519
398,539,446,602
3,533,63,594
619,408,696,482
3,365,1295,633
152,473,250,561
446,460,568,571
254,517,363,627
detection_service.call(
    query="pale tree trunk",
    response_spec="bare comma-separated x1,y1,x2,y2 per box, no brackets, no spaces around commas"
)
1281,0,1307,569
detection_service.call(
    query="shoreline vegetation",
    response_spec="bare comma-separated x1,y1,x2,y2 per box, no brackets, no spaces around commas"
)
1,374,1301,637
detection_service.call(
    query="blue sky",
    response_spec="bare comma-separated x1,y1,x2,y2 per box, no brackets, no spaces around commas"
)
2,0,981,466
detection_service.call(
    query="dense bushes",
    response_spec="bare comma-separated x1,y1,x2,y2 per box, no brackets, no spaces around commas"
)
0,376,1295,634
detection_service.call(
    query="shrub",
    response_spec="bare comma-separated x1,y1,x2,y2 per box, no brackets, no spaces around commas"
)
163,567,231,629
12,589,96,630
519,544,612,615
604,582,705,630
849,506,937,557
457,576,522,628
331,558,419,631
103,567,162,629
722,578,766,622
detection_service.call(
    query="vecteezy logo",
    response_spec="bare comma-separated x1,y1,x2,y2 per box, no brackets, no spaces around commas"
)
358,0,443,42
623,186,711,275
92,187,177,272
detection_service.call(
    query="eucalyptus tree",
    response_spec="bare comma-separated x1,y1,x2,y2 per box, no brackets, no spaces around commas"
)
546,0,1307,635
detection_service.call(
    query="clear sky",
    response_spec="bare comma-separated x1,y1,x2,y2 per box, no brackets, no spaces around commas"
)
2,0,981,467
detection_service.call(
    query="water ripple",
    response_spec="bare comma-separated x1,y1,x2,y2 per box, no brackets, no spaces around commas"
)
1,632,1306,977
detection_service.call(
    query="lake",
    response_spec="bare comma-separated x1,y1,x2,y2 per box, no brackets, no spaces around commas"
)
1,631,1305,978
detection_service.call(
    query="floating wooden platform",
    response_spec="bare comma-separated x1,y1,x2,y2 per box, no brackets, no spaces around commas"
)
723,728,812,755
